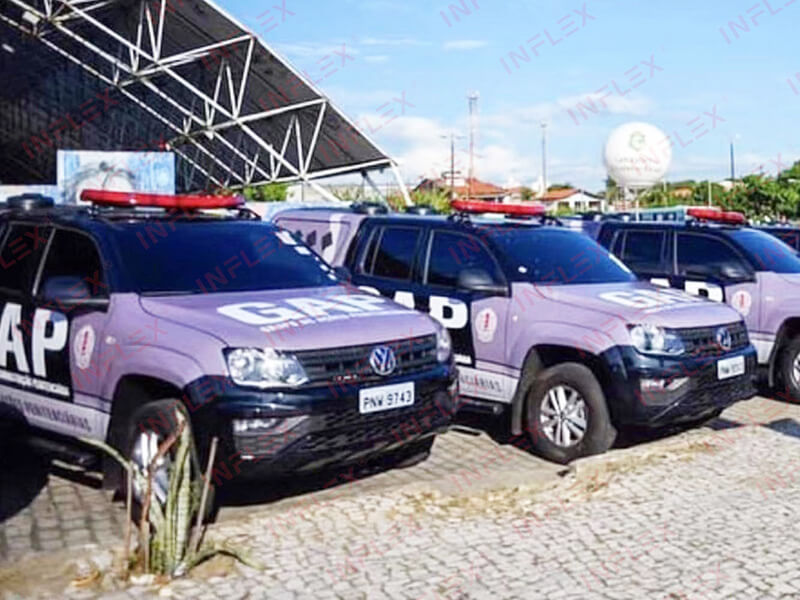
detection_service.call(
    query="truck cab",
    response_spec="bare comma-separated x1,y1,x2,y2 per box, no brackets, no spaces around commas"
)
272,201,757,463
594,207,800,400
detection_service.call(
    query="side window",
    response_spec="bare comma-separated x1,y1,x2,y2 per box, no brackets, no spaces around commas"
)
621,230,665,272
426,231,503,288
0,224,52,295
676,233,748,280
38,229,107,299
367,227,421,281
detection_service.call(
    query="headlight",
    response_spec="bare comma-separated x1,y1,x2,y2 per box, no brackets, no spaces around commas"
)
225,348,309,389
435,325,452,363
628,324,685,356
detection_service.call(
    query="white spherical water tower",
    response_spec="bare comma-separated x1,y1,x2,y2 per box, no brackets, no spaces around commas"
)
604,122,672,213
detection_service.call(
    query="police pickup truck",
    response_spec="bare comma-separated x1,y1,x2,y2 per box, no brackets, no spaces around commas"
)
271,201,756,463
0,191,456,508
594,207,800,400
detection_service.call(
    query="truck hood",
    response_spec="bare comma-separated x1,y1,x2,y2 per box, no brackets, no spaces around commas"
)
518,280,744,329
139,286,437,351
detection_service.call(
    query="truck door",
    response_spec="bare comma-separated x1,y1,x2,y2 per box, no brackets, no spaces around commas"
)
31,228,112,439
350,222,430,315
615,228,670,287
672,231,760,330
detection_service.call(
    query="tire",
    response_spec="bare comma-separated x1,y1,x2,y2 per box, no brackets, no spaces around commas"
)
525,363,616,464
777,336,800,402
123,399,215,523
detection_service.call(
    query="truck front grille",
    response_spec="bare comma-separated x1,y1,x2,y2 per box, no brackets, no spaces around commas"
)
293,334,438,387
678,322,749,357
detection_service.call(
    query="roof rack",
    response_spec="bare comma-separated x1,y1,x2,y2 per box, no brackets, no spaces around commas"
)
404,205,438,215
351,201,390,215
5,193,56,211
81,189,245,210
686,207,746,225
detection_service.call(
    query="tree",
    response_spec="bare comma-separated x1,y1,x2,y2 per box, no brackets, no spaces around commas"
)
242,183,289,203
411,189,452,214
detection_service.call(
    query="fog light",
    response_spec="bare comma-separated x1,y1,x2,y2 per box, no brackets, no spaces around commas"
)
233,418,281,434
640,377,689,392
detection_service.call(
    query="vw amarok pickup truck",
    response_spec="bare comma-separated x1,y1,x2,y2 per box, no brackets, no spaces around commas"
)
271,200,757,463
0,191,456,506
594,207,800,401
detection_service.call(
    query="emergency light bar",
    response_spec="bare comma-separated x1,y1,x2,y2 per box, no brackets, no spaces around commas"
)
451,199,547,217
80,189,245,210
686,207,746,225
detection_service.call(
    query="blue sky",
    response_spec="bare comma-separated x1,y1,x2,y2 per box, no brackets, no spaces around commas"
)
220,0,800,192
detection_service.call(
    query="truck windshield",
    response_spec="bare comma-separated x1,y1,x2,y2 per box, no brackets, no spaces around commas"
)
728,229,800,273
112,221,339,294
490,228,636,284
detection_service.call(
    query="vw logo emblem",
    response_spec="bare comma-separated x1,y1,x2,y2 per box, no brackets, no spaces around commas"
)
369,346,397,377
715,327,733,352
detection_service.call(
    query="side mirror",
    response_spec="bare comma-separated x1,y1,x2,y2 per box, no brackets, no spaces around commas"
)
41,276,109,311
719,265,755,283
457,268,507,296
333,266,352,282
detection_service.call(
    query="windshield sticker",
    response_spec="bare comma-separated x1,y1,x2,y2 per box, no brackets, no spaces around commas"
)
475,308,499,343
731,290,753,316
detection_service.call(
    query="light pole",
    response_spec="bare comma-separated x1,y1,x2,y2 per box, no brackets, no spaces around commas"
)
440,133,464,200
541,121,549,196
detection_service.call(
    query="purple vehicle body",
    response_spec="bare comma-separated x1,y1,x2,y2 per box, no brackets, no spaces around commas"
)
271,205,757,463
0,198,457,492
594,219,800,400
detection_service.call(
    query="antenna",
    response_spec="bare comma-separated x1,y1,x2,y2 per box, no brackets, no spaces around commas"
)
468,91,479,201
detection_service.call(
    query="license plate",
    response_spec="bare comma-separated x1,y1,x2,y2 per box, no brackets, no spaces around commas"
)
359,382,415,414
717,355,745,380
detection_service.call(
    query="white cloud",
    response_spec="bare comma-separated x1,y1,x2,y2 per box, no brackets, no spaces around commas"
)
275,41,357,59
443,40,489,51
364,55,390,63
360,36,431,47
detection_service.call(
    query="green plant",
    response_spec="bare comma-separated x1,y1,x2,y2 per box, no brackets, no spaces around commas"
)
82,410,260,579
242,183,289,203
410,189,452,214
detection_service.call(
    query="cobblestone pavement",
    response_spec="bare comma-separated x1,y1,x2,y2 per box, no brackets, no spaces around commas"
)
3,396,800,599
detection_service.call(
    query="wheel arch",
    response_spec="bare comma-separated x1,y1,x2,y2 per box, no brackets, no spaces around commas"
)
101,374,186,490
769,318,800,387
510,344,612,435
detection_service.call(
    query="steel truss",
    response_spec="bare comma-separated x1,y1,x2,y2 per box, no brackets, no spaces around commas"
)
0,0,411,204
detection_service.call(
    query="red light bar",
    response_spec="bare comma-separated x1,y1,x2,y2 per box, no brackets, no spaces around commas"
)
451,199,546,217
80,189,245,210
687,207,746,225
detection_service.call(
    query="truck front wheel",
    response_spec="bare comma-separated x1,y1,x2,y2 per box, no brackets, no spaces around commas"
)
525,363,616,464
124,400,214,522
777,336,800,402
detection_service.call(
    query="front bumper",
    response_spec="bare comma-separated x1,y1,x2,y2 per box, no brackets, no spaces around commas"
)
184,364,457,480
600,344,757,427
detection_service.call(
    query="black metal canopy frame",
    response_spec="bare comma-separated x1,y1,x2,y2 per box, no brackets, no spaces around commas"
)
0,0,410,202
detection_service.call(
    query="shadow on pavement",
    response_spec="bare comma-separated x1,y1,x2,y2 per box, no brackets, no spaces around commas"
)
0,436,48,524
452,407,721,453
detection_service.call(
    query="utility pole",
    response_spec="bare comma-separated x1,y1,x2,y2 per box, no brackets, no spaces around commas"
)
468,92,479,201
541,121,549,197
440,133,464,200
730,140,736,182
